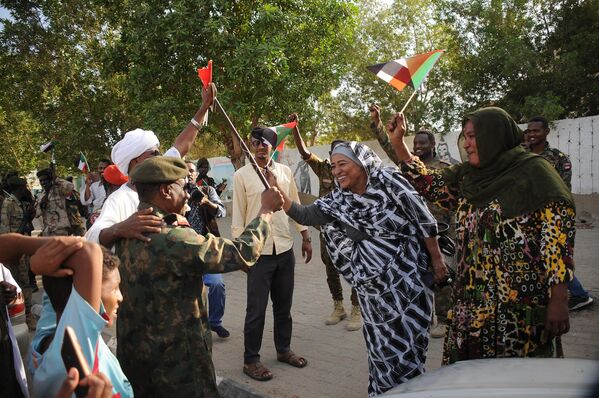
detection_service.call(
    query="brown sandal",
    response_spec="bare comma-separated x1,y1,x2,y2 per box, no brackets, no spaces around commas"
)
277,351,308,368
243,362,273,381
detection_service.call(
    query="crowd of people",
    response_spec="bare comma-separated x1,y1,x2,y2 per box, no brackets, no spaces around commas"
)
0,81,594,397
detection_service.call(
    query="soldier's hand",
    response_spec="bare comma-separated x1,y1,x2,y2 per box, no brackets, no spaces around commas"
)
30,237,83,277
369,103,381,123
260,187,284,213
114,208,164,242
387,112,407,140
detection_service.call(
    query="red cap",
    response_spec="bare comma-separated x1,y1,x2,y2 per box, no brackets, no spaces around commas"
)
103,165,128,186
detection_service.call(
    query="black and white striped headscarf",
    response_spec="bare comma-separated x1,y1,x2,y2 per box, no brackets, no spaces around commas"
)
315,141,438,286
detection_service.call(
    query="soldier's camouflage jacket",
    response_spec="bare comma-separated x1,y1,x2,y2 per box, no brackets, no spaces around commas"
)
537,142,572,190
0,193,24,234
115,203,270,397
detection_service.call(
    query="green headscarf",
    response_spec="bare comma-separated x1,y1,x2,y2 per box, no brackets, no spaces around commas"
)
441,107,574,218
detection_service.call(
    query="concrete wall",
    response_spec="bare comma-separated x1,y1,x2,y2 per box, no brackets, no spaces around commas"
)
439,115,599,195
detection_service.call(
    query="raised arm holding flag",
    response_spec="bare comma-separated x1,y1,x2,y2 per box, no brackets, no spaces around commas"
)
197,61,271,190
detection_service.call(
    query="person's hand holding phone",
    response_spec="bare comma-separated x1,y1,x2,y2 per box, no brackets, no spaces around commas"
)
56,368,114,398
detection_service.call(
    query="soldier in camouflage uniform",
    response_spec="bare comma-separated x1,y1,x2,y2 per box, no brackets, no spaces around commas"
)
0,176,36,329
289,117,362,331
115,156,283,397
35,168,85,237
527,116,593,311
370,105,455,337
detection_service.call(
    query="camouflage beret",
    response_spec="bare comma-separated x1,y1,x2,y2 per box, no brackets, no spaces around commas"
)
130,156,188,184
7,176,27,187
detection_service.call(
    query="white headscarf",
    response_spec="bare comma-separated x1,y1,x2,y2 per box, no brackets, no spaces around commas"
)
111,128,160,176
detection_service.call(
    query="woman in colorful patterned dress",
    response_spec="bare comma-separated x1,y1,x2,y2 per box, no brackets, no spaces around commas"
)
270,141,448,396
387,107,574,364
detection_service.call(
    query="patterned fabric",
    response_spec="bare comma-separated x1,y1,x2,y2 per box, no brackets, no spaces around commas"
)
400,157,575,364
36,179,83,236
537,143,572,189
115,203,270,397
304,153,336,196
315,142,436,396
187,186,225,236
370,121,401,165
304,154,357,303
0,193,24,234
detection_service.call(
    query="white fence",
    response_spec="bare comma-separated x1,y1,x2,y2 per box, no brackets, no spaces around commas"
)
439,115,599,195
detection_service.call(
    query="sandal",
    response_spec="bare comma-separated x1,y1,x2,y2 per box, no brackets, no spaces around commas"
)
243,362,273,381
277,351,308,368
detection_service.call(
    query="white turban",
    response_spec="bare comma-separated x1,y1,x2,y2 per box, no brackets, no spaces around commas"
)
111,129,160,176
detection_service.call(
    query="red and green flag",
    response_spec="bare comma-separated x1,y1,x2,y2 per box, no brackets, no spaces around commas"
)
367,50,444,92
269,121,297,161
77,152,89,173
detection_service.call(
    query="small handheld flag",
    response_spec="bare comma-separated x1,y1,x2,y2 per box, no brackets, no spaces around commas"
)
40,140,55,153
77,152,89,173
367,50,444,112
196,64,270,189
268,121,298,161
197,60,213,89
197,60,213,125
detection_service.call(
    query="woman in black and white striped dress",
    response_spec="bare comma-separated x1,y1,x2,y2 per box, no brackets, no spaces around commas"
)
273,141,448,396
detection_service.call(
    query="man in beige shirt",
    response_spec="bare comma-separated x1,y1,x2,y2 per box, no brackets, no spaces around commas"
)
232,126,312,381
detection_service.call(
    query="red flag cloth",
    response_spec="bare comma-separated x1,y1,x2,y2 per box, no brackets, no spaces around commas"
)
197,60,213,89
103,165,128,186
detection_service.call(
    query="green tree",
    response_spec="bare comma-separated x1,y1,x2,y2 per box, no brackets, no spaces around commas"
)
1,0,358,173
320,0,462,143
102,0,358,165
1,1,136,175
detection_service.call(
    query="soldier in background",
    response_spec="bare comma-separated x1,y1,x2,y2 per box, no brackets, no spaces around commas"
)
35,168,85,237
527,116,593,311
115,156,283,396
0,176,37,329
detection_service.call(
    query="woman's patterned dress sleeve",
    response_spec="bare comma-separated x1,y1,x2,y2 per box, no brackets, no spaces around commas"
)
400,156,459,212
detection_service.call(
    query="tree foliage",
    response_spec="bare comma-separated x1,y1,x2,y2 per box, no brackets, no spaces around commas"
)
0,0,596,176
0,0,357,174
321,0,598,142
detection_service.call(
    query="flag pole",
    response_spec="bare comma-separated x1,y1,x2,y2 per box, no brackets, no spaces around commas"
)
213,98,270,189
399,88,418,114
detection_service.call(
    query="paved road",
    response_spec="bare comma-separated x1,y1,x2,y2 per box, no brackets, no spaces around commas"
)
208,219,599,398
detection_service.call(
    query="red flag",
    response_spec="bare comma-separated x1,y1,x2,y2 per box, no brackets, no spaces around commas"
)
197,60,212,89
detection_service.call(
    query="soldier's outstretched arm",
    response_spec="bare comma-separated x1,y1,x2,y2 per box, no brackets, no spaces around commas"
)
172,188,283,274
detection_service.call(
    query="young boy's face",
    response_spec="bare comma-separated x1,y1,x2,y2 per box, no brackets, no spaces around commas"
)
101,268,123,327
